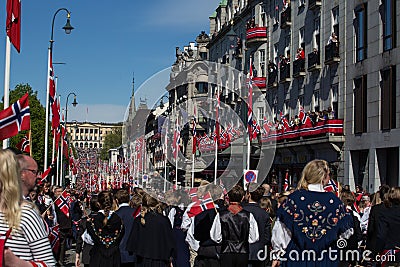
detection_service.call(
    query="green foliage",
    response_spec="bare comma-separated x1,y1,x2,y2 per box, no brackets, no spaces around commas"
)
100,128,122,160
2,84,49,169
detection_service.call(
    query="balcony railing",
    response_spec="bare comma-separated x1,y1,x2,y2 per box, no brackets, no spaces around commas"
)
309,0,322,10
246,26,267,44
308,51,321,71
252,77,267,89
293,59,306,78
280,7,292,29
268,70,278,87
260,119,344,143
279,63,291,83
325,42,340,65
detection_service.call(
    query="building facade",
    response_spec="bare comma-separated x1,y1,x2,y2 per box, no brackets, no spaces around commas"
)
204,0,400,191
66,121,123,149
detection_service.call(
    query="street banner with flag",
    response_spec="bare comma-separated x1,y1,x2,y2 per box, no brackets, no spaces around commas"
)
6,0,21,52
55,190,71,217
48,52,56,103
0,93,30,140
188,192,216,217
324,178,339,197
16,133,30,153
51,98,60,131
247,57,254,140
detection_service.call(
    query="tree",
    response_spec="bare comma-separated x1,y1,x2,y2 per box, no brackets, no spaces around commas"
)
100,128,122,160
1,84,48,169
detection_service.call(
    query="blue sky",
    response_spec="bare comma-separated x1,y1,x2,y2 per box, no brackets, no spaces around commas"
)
0,0,218,122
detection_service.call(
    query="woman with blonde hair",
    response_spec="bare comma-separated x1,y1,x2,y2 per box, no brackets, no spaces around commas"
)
271,159,353,267
0,149,55,267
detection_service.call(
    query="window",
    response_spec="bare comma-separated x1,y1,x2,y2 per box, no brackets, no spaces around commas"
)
260,50,266,77
298,95,304,109
382,0,396,51
313,90,320,112
284,100,289,116
257,107,265,126
355,4,367,62
285,33,291,59
381,66,396,130
354,75,367,134
196,82,208,94
299,27,305,49
313,17,320,51
332,6,339,37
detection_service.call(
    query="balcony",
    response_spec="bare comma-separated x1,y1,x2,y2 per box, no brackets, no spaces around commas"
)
308,0,322,10
252,77,266,89
280,7,292,29
279,63,291,83
246,26,267,44
325,42,340,65
293,59,306,78
268,70,278,88
260,119,344,143
307,51,321,71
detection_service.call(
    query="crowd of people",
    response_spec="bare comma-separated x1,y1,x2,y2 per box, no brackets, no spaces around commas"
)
1,147,399,267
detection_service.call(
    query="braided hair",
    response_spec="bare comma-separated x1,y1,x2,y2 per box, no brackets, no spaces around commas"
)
97,191,114,227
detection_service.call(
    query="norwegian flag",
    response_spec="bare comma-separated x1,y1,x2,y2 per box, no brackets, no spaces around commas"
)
250,119,261,140
49,225,60,253
0,93,30,140
41,166,53,183
16,133,30,153
188,192,216,217
55,190,71,217
61,125,69,159
247,57,254,140
298,106,312,127
6,0,21,53
279,111,291,131
263,117,274,135
48,52,56,103
51,98,60,131
324,178,339,197
283,172,289,191
188,187,199,202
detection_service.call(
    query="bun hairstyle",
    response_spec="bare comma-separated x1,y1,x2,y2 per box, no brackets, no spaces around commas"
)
97,191,114,227
140,193,162,225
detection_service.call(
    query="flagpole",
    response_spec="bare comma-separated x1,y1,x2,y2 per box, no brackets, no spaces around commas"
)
247,137,251,170
44,47,52,171
164,130,167,193
2,37,11,149
29,129,32,157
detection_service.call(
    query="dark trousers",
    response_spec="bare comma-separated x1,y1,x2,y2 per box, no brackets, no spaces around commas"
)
220,253,248,267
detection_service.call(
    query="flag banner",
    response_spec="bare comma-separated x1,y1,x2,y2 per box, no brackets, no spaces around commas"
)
51,98,60,131
0,93,30,140
188,192,216,217
16,133,30,153
49,225,60,254
324,178,339,197
49,52,56,103
6,0,21,52
55,191,71,217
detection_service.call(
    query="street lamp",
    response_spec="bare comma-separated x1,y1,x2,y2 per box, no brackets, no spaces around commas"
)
60,92,77,186
44,8,74,172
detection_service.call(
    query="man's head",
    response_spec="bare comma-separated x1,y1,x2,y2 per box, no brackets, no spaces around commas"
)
115,189,130,205
53,186,63,198
262,183,271,197
16,155,39,197
228,184,245,203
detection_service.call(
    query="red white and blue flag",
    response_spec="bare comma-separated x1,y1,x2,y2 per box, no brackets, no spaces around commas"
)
49,52,56,103
49,224,60,253
55,190,71,217
16,133,30,153
283,172,289,191
188,187,199,202
298,106,313,127
188,192,216,217
324,178,339,197
0,93,30,140
6,0,21,53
